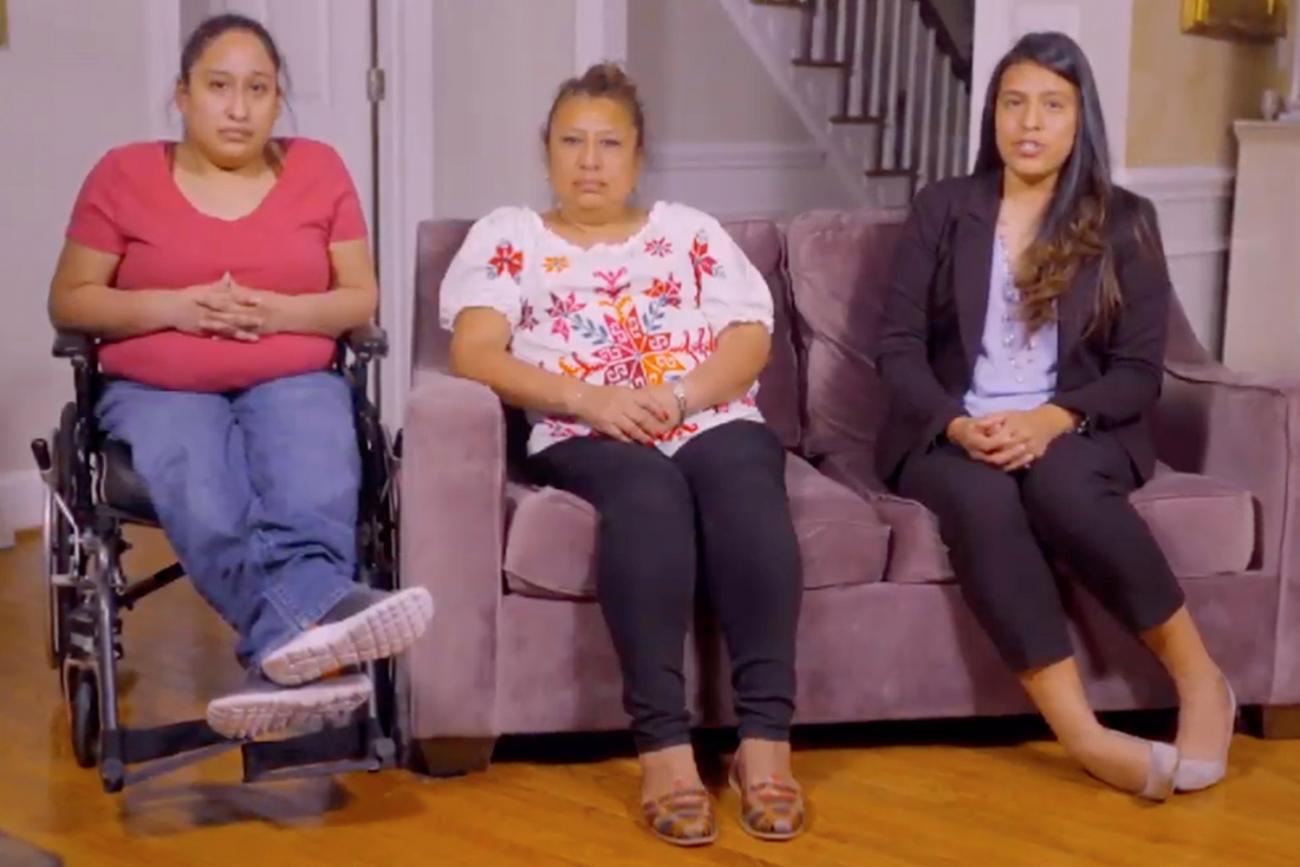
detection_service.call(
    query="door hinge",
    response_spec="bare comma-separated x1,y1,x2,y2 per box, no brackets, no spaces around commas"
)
367,67,387,103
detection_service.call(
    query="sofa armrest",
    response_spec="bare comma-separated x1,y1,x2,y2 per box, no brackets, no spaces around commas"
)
1156,360,1300,703
399,371,508,739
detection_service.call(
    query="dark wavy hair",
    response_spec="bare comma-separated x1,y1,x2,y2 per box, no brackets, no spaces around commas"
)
974,31,1119,334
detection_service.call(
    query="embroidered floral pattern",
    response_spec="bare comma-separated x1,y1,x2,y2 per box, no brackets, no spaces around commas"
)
546,291,587,342
518,299,539,331
448,206,768,456
689,232,724,307
645,237,673,258
594,267,631,299
645,274,684,308
487,241,524,283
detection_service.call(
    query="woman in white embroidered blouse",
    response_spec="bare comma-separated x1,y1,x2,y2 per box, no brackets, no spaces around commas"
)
442,64,805,846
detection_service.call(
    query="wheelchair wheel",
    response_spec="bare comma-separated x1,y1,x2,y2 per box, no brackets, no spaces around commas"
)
70,669,100,769
43,409,79,670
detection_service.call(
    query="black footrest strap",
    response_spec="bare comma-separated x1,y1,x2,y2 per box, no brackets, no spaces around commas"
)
121,719,226,764
241,721,371,782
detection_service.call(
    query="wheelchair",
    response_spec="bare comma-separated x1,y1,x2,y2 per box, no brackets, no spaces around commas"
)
30,326,400,793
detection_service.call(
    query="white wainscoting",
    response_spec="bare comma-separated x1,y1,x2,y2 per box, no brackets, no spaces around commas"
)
1118,165,1235,357
639,141,853,220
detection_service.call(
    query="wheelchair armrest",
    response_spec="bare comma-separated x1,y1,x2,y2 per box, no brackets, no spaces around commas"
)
345,324,389,361
53,330,95,363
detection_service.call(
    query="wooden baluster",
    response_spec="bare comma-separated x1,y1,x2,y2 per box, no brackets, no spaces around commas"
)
916,29,936,188
799,0,816,63
881,0,904,170
838,0,861,117
867,0,887,120
935,53,951,180
823,0,840,63
901,0,922,171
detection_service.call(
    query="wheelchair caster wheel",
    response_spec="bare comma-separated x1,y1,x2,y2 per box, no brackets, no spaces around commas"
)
101,758,126,793
70,670,100,769
372,737,396,768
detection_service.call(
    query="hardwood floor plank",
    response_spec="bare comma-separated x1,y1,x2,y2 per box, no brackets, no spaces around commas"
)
2,530,1297,866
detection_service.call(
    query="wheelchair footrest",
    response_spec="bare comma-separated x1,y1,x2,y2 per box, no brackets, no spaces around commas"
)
100,717,390,791
122,718,228,764
241,720,385,784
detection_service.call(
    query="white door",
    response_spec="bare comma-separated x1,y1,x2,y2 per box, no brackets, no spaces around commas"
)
179,0,376,234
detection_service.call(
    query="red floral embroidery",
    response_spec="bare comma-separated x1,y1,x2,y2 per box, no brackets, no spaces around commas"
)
541,418,586,440
644,274,684,308
558,295,689,387
594,267,631,299
488,241,524,282
645,237,673,258
689,232,723,307
518,299,539,331
546,291,586,343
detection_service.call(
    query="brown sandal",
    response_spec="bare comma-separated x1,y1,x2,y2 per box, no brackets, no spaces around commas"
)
641,783,719,847
729,763,807,841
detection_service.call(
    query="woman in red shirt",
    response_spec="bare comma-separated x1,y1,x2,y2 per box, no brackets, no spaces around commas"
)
48,14,432,740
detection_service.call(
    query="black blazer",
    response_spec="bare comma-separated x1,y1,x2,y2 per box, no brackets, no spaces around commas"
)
874,170,1171,486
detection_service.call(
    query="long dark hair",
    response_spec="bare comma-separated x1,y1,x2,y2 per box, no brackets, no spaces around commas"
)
974,32,1118,333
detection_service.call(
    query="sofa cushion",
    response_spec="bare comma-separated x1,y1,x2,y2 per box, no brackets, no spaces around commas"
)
413,217,802,450
785,209,907,470
1130,471,1257,577
728,220,803,451
813,460,1257,585
503,454,890,601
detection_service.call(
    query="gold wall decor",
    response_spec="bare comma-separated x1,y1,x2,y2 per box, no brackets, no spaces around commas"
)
1182,0,1288,41
0,1,8,50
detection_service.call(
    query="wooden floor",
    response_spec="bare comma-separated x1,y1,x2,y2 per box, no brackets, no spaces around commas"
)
2,529,1298,867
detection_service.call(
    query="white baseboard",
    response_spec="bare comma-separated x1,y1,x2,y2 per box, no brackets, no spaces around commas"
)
641,140,852,220
0,470,43,548
1117,165,1235,356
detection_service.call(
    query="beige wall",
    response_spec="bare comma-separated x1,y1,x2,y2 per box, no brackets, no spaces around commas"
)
1127,0,1280,167
627,0,809,144
432,0,576,217
0,1,154,513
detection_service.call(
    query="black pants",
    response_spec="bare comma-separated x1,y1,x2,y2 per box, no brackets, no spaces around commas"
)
530,420,802,752
896,433,1185,672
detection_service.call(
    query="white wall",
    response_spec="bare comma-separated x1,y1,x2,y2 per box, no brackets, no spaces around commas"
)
430,0,577,218
630,0,850,218
0,0,160,542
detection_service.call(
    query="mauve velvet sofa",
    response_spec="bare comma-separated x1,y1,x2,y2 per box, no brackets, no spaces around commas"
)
394,210,1300,774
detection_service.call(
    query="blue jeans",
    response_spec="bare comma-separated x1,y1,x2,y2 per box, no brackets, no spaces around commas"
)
97,372,360,667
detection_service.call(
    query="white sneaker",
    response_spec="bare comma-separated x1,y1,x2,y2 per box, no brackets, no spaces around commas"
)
261,587,434,686
206,671,372,740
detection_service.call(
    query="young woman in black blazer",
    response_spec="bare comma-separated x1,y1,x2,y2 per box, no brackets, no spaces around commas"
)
875,32,1234,800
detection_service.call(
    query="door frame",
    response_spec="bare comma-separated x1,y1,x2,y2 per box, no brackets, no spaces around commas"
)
374,0,435,427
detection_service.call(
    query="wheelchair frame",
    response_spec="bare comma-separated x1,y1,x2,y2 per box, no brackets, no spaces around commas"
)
31,326,400,793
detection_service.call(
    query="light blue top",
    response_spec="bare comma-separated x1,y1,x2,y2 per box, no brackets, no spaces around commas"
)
963,234,1058,418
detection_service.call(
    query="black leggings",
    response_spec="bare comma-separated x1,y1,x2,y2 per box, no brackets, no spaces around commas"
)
897,433,1185,672
530,420,802,752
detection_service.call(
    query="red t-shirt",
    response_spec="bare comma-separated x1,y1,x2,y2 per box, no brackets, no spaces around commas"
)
65,138,367,392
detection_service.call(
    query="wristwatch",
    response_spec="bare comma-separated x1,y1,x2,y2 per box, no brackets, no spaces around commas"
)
671,380,689,424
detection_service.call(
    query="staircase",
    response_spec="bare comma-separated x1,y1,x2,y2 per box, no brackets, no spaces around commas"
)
720,0,973,208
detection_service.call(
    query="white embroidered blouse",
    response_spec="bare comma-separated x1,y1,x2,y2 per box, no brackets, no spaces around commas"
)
440,201,774,456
